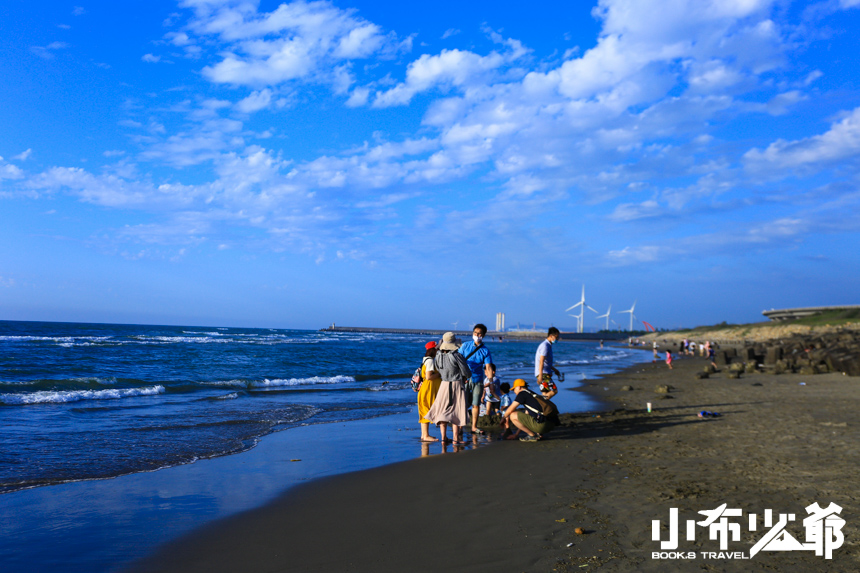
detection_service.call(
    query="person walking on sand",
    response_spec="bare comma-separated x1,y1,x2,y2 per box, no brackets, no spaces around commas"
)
666,350,674,370
500,379,560,442
458,323,493,436
425,332,471,444
417,341,442,442
535,327,562,395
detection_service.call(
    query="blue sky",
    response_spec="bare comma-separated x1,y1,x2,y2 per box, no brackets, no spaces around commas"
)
2,0,860,331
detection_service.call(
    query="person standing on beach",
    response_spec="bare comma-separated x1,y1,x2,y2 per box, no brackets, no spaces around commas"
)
535,327,562,395
425,332,471,444
417,341,442,442
458,324,493,436
666,350,674,370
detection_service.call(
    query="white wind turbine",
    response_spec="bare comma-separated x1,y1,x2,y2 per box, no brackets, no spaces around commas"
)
568,314,582,333
619,301,637,331
452,321,459,331
595,304,612,331
565,285,597,333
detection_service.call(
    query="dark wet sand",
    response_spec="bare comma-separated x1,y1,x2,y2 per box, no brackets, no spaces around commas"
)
125,353,859,572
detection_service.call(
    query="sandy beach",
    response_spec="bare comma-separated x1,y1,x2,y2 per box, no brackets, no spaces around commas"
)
126,351,858,572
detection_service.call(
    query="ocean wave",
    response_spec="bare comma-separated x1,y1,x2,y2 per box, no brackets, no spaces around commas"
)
195,375,356,389
0,385,165,405
250,375,355,388
0,376,120,389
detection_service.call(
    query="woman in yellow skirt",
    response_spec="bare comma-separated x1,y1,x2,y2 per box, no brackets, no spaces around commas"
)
418,341,442,442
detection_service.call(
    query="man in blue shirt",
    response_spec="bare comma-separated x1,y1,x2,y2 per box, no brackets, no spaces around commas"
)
458,323,493,436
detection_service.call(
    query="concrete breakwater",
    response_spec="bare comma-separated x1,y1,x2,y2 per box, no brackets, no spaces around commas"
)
319,326,629,341
654,326,860,377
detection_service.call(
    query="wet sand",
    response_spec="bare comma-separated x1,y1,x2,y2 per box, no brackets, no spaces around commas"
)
126,353,859,572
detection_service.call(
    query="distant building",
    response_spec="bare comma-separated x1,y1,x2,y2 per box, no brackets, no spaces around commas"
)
495,312,505,332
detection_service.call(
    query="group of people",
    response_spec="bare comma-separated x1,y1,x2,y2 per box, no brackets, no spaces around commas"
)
653,338,718,370
415,325,563,444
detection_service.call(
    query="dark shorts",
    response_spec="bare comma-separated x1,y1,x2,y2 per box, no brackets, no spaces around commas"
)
465,380,482,407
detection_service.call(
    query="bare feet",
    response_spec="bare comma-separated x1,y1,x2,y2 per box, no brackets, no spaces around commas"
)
420,436,439,442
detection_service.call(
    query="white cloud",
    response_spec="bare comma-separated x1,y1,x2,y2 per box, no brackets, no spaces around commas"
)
0,159,25,181
373,43,525,107
744,107,860,172
235,89,273,113
142,53,161,63
185,0,402,90
13,149,33,161
30,42,69,59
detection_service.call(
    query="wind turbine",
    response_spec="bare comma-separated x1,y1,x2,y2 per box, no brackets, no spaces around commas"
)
565,285,597,333
595,304,612,331
567,314,582,333
452,321,459,331
619,301,637,331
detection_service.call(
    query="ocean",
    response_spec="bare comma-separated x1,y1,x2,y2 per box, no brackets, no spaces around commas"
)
0,320,649,572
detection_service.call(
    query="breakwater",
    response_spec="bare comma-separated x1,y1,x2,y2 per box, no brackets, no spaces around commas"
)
319,326,629,341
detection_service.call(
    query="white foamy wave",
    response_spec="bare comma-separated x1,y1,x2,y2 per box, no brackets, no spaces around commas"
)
250,375,355,388
0,335,113,345
0,385,165,405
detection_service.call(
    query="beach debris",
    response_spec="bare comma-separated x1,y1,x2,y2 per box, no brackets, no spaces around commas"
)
556,518,567,523
575,527,585,535
695,371,709,379
799,382,807,385
654,384,673,393
290,459,302,462
567,543,574,547
697,411,721,419
728,371,742,379
646,402,652,413
620,385,633,391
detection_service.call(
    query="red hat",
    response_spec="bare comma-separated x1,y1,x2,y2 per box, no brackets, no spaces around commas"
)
425,341,437,349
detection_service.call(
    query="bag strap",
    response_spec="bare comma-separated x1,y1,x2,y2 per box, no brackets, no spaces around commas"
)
463,343,483,361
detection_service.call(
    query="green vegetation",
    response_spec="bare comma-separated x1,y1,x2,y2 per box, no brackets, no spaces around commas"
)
779,309,860,327
671,310,860,334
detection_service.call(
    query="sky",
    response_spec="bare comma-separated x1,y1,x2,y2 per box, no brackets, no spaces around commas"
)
2,0,860,331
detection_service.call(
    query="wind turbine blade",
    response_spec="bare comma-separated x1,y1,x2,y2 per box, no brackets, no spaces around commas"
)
586,305,598,313
565,302,583,311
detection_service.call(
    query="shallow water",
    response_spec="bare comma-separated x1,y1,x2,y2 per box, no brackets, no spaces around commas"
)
0,320,650,572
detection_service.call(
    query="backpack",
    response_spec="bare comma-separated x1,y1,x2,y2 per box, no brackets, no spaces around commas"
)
411,357,434,392
410,366,423,392
521,388,559,422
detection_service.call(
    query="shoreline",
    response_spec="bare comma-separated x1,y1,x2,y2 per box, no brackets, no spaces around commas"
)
126,350,858,572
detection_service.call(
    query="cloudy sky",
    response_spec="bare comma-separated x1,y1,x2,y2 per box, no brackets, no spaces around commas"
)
2,0,860,330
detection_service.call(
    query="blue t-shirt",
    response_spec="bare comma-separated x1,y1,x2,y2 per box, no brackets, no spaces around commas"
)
458,340,492,382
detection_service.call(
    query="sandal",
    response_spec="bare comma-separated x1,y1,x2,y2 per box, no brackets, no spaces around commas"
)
519,435,538,442
473,428,486,435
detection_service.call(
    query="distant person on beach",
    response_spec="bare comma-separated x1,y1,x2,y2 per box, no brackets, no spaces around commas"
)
458,323,493,436
652,341,659,362
417,341,442,442
500,378,560,442
708,345,717,369
425,332,471,444
535,327,562,396
666,350,674,370
482,363,501,417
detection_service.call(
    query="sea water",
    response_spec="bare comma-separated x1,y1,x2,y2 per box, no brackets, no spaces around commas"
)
0,320,649,572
